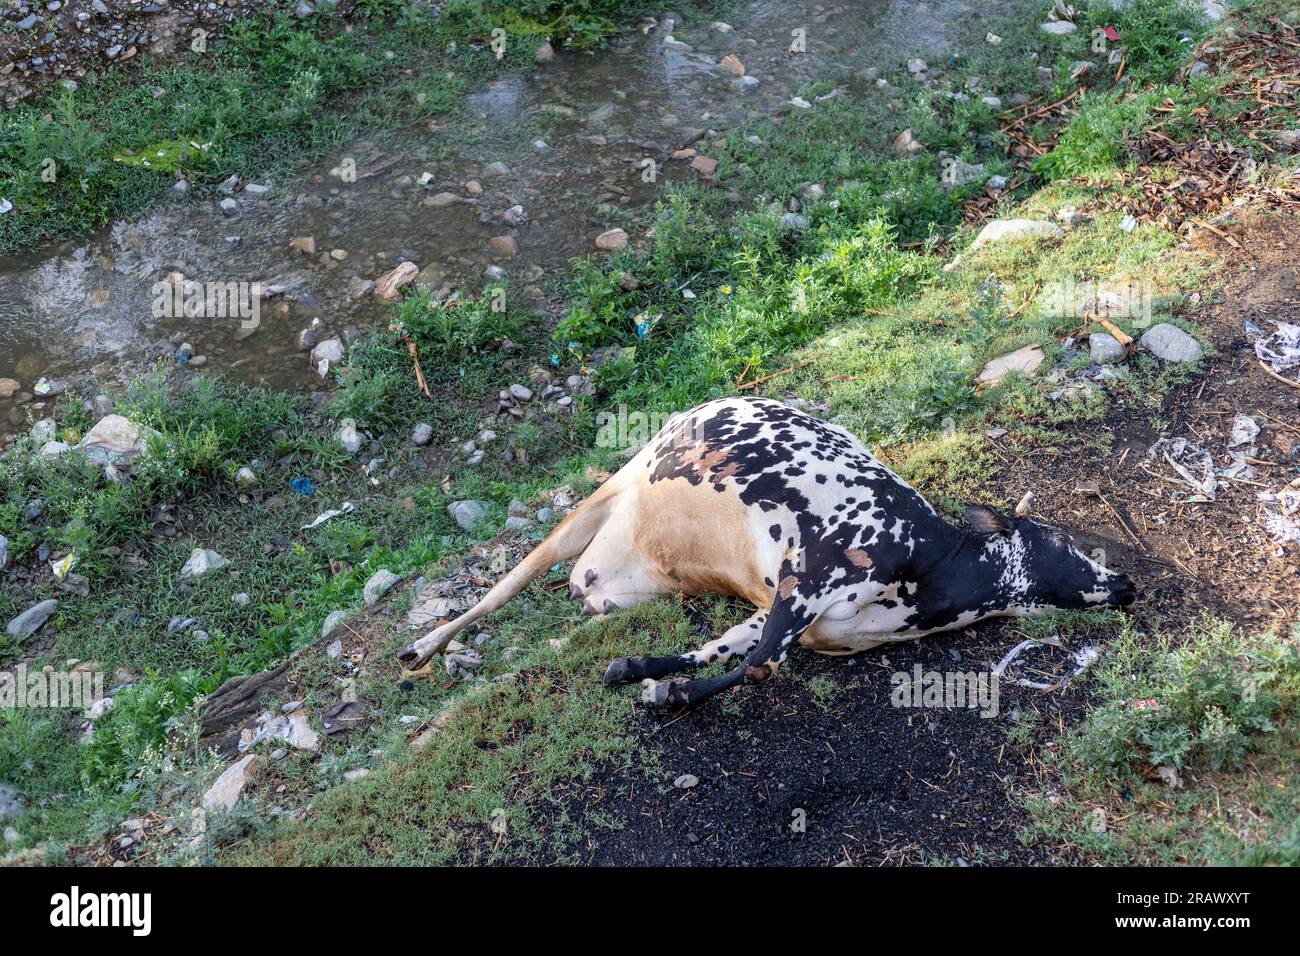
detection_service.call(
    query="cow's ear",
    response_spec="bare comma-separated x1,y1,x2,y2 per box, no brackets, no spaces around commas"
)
964,504,1009,535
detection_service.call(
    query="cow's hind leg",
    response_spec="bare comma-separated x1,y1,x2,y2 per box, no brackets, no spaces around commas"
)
640,594,817,709
603,610,768,685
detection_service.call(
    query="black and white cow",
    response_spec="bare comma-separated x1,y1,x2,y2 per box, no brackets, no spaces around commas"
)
399,397,1135,707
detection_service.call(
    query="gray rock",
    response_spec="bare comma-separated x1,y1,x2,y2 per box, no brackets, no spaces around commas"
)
1089,333,1126,365
509,383,534,402
976,345,1045,386
6,599,57,641
219,197,239,218
537,507,556,523
411,422,434,446
0,534,7,571
780,212,809,232
322,610,347,638
0,785,23,820
310,336,345,366
76,414,161,467
503,515,533,531
1140,323,1203,363
970,218,1064,250
363,568,400,606
448,499,488,532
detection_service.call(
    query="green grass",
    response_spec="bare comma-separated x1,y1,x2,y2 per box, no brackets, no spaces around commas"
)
1019,619,1300,865
5,0,1296,862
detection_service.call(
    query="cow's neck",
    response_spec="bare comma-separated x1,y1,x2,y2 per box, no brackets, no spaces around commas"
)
911,524,1031,628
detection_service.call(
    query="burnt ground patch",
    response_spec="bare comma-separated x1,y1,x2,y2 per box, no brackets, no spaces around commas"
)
529,617,1095,867
526,212,1299,868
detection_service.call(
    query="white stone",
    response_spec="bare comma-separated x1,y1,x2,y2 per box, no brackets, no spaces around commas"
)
202,755,258,811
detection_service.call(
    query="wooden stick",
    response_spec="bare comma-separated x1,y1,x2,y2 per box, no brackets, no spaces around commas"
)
1006,283,1040,320
736,360,813,391
1258,359,1300,391
1086,312,1134,346
1192,218,1242,248
406,338,431,397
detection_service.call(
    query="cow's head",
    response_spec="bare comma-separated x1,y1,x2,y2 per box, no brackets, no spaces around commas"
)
964,493,1136,611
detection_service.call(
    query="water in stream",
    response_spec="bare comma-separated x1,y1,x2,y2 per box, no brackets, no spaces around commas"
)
0,0,1006,433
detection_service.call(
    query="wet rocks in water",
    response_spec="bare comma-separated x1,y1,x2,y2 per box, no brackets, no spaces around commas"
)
976,345,1045,387
489,235,518,257
448,499,488,532
310,337,345,367
1140,323,1203,363
1089,333,1126,365
363,569,400,606
717,54,745,76
290,236,317,255
595,228,628,251
6,599,57,641
373,261,419,301
690,155,719,176
0,378,19,399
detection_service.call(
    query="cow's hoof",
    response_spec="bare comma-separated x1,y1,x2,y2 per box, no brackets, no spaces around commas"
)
603,657,630,685
569,583,583,600
602,597,618,614
398,644,429,670
640,679,671,707
584,568,598,587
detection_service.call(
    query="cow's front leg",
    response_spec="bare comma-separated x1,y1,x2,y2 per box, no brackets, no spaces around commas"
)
640,591,818,709
602,610,768,685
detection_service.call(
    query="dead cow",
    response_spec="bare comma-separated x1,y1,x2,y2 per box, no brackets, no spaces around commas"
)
399,397,1134,708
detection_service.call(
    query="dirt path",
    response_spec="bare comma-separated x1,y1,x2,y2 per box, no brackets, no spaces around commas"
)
527,211,1299,866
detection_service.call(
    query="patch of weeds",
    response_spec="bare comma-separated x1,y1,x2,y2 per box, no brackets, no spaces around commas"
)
1021,618,1300,864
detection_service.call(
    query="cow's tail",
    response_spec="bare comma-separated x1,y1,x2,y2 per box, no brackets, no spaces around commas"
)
398,479,622,669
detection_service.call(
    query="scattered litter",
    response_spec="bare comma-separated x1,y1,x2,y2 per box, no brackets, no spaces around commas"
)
1252,321,1300,384
0,199,12,215
320,700,367,736
1134,698,1161,711
301,501,355,530
290,476,316,496
1147,437,1217,500
1118,214,1137,232
992,636,1098,690
49,553,77,581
